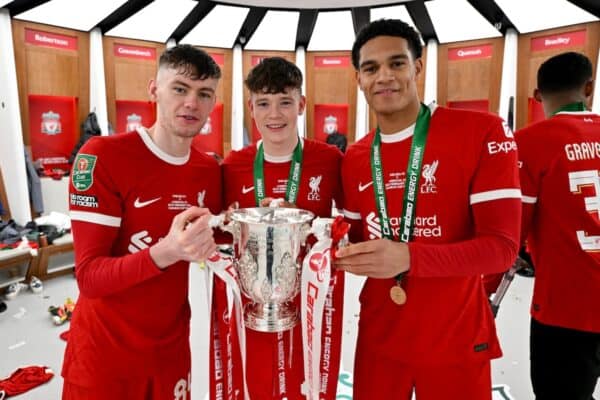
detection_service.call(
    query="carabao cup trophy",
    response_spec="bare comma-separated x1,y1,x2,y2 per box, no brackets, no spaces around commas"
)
221,207,314,332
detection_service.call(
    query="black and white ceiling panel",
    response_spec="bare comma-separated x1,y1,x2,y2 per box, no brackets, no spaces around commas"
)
4,0,600,49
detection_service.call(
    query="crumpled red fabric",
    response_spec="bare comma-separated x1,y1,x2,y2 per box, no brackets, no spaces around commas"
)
0,366,54,398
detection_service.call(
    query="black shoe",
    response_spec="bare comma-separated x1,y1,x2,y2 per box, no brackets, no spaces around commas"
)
0,301,6,313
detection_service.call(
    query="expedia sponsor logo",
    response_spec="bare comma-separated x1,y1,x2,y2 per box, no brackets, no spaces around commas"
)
488,140,517,154
70,194,98,208
366,212,442,239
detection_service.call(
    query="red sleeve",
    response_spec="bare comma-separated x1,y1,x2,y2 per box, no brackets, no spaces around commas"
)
72,221,162,298
409,116,521,278
70,140,162,298
408,198,520,277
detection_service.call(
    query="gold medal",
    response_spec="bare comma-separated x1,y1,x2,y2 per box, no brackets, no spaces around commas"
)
390,284,407,305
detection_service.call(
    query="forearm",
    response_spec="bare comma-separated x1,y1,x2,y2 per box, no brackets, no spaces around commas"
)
72,221,162,298
408,199,521,278
408,233,518,278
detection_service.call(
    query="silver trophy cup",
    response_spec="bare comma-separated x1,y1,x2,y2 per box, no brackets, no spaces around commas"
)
222,207,314,332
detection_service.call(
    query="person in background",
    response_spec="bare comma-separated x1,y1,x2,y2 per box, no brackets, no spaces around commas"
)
335,19,521,399
63,44,222,399
515,51,600,400
221,56,344,399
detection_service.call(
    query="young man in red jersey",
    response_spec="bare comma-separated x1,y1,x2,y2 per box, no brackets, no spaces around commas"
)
517,52,600,400
63,45,222,399
334,19,521,399
221,57,344,399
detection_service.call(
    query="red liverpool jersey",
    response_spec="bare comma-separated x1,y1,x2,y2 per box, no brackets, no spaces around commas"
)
64,128,222,386
343,106,521,365
222,138,343,399
517,111,600,333
223,138,343,213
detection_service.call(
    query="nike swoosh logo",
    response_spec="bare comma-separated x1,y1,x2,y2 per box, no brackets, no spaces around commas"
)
134,197,161,208
241,185,254,194
358,181,373,192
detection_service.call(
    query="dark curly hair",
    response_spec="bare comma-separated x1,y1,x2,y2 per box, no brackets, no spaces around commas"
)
537,52,593,94
352,19,423,69
159,44,221,80
245,57,303,94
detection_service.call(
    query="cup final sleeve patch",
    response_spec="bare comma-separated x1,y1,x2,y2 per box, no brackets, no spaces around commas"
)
71,154,97,191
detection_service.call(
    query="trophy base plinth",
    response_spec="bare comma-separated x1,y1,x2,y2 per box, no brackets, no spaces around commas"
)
245,302,298,332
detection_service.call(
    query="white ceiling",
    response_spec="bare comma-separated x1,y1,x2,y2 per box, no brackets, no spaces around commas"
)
7,0,600,49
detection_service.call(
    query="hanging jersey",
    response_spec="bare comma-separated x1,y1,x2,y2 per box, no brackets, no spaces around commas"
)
517,111,600,333
64,128,222,386
343,106,521,365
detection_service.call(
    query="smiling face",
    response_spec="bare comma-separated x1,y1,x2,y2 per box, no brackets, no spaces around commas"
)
149,66,218,140
356,35,422,118
248,87,306,148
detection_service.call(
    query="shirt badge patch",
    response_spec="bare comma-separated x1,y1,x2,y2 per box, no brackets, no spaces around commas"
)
72,154,97,191
308,175,322,201
421,160,438,194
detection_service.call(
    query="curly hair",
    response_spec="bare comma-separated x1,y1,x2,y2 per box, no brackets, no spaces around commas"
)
245,57,303,94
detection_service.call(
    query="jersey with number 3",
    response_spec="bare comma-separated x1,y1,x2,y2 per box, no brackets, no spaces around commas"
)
517,111,600,333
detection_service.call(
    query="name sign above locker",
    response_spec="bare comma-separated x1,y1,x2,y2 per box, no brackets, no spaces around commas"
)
531,29,586,52
314,56,350,68
25,28,77,51
113,43,156,61
448,44,492,61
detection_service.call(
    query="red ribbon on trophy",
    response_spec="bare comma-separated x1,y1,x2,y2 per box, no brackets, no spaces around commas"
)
28,94,78,170
313,104,349,143
115,100,156,134
301,217,348,400
198,252,249,400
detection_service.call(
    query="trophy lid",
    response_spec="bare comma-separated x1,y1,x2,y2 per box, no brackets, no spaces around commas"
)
230,207,314,225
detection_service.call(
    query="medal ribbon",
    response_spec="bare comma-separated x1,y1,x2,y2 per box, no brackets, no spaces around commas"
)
370,103,432,282
254,138,303,205
552,101,586,115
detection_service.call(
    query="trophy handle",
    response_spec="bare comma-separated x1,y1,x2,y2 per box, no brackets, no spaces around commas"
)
300,222,312,245
209,214,240,237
